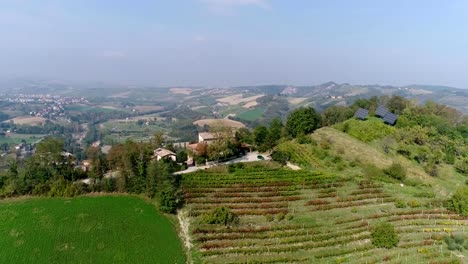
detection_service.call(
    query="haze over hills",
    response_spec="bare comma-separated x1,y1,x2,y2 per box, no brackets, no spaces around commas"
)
1,78,467,113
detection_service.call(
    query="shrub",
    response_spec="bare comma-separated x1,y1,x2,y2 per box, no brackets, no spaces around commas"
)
158,183,183,214
349,159,359,167
227,164,236,173
414,191,435,198
383,162,406,181
319,138,332,149
276,212,285,221
102,178,116,192
32,183,50,196
202,207,239,226
395,200,407,208
337,147,345,155
455,158,468,176
286,214,294,221
371,222,399,248
407,200,421,208
271,150,290,166
445,235,464,251
445,186,468,216
363,164,385,179
265,215,274,222
296,134,315,145
425,163,438,177
425,199,444,208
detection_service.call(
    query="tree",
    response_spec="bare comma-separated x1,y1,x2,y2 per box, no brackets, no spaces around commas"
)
445,186,468,216
158,182,183,214
386,95,409,115
253,125,269,151
321,106,354,126
202,206,239,225
271,150,290,166
371,222,399,248
383,162,406,180
352,96,379,115
35,137,65,163
150,131,165,149
176,150,188,163
286,107,321,137
86,146,108,181
268,118,284,143
235,128,253,144
206,125,237,162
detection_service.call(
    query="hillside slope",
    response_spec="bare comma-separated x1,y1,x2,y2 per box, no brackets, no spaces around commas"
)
182,162,468,263
278,127,466,198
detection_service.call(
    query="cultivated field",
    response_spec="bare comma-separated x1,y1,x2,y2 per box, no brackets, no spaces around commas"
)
6,116,48,126
182,163,468,264
193,119,246,128
100,119,169,143
217,94,264,107
0,196,186,264
236,107,265,121
0,133,45,145
287,97,309,105
133,105,165,113
170,88,193,95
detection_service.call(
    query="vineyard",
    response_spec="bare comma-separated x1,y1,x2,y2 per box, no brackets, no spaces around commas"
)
182,164,468,263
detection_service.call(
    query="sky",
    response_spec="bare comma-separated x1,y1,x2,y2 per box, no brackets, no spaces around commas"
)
1,0,468,88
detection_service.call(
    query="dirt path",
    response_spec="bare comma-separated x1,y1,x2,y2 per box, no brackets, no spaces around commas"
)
177,208,193,264
286,162,301,170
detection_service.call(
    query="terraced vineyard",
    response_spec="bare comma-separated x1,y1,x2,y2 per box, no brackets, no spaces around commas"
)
182,165,468,263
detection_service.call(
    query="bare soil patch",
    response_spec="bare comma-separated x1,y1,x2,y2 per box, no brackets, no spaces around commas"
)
193,118,245,128
133,105,164,112
170,88,192,95
7,116,47,126
217,94,264,106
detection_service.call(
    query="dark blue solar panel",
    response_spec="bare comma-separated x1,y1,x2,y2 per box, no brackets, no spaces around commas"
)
383,112,398,125
354,108,369,120
375,105,389,118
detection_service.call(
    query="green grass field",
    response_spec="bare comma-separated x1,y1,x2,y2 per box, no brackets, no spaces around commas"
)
237,107,265,121
101,120,169,143
65,105,131,114
0,195,185,264
0,133,45,145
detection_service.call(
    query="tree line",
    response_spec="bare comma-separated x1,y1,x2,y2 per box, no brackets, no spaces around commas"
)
0,136,184,213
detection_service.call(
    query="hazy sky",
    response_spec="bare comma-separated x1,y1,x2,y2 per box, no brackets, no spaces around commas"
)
1,0,468,88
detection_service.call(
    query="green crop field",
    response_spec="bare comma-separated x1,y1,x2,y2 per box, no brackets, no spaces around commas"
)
182,162,468,264
0,133,46,145
237,107,265,121
100,119,169,143
0,196,186,264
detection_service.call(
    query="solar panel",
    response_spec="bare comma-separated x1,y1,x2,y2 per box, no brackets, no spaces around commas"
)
354,108,369,120
375,105,389,118
383,112,398,125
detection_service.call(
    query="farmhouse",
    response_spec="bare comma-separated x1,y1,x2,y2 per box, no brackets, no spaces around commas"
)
198,132,219,144
152,148,177,162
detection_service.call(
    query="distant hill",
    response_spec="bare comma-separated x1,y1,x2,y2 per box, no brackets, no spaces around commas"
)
234,82,468,113
1,78,467,113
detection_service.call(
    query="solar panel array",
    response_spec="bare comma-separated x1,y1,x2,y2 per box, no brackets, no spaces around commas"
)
383,112,398,125
354,108,369,120
375,105,389,118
